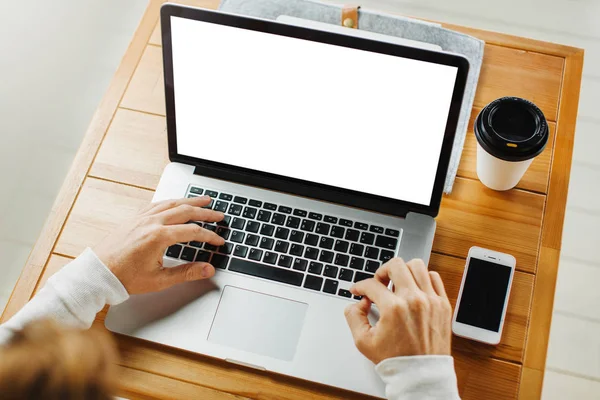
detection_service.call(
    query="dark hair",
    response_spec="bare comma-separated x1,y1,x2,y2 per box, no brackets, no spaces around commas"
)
0,320,118,400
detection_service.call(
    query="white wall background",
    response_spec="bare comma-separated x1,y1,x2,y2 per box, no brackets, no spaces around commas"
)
0,0,598,398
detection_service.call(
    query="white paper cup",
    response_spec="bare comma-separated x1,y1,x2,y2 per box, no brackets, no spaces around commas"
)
474,97,548,191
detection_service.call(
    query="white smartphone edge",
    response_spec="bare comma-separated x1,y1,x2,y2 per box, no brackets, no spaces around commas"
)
451,246,516,345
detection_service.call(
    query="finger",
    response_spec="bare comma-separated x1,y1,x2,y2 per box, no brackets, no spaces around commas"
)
162,262,215,287
406,259,435,294
350,278,395,306
344,300,372,346
144,196,213,216
162,224,225,246
429,271,449,299
375,258,417,293
156,204,224,226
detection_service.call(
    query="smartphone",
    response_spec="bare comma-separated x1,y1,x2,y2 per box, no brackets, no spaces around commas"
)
452,246,516,345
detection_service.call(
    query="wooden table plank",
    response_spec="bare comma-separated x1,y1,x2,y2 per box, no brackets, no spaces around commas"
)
458,107,556,194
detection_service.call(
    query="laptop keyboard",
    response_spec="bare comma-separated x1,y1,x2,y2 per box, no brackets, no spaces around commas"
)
165,186,402,300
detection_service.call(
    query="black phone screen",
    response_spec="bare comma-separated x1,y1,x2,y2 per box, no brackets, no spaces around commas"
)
455,258,512,332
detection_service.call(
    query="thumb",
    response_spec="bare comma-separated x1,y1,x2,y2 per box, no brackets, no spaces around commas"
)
163,262,215,287
344,299,372,349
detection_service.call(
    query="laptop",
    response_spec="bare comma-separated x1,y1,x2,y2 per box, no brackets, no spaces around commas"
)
105,4,468,398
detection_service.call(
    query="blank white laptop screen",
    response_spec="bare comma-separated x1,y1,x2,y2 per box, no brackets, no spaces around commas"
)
170,16,458,206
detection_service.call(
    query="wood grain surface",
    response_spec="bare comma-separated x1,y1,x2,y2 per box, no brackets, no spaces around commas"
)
1,0,583,398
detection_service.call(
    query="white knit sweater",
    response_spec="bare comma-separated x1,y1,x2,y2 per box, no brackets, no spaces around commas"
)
0,248,460,399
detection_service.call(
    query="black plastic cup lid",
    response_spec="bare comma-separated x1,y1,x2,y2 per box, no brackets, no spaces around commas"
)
474,97,549,162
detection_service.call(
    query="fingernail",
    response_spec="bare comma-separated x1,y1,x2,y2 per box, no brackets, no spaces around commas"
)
202,265,213,277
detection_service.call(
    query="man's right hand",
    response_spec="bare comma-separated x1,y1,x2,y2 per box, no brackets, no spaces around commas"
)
344,258,453,364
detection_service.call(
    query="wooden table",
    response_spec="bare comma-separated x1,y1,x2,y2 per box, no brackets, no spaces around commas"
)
1,0,584,398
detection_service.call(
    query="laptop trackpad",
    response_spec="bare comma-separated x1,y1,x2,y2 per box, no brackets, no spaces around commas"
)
208,286,308,361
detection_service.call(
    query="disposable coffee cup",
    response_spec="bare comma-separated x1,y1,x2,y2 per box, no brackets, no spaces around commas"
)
474,96,549,191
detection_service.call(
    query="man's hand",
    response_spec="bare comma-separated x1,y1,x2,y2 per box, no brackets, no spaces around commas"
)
344,258,452,364
94,196,225,294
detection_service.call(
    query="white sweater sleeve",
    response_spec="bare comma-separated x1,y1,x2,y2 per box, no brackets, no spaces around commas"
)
0,248,129,344
377,355,461,400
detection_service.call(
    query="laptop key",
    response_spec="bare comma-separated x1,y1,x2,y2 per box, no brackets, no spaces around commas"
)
324,215,338,224
233,196,247,204
263,251,277,265
380,250,394,262
211,254,230,269
195,250,211,262
278,255,293,268
229,204,243,216
290,230,304,243
365,246,379,259
308,262,323,275
189,241,203,248
248,248,263,261
219,193,233,201
271,213,286,226
249,199,262,207
274,240,290,253
245,221,260,233
335,254,350,267
242,207,257,219
180,247,196,261
187,194,198,198
308,212,322,221
217,215,231,227
323,279,338,294
293,209,307,217
214,201,228,213
259,237,274,250
370,225,384,234
190,186,203,195
304,233,319,246
304,275,323,291
202,199,214,209
354,222,368,230
338,289,352,298
263,202,277,211
334,240,349,253
349,257,365,270
260,224,275,237
354,271,374,283
233,245,248,258
231,217,245,230
349,243,364,256
385,228,400,237
218,243,233,255
315,222,330,235
365,260,381,273
290,244,304,256
286,216,301,229
305,247,319,260
360,232,375,245
245,234,260,247
230,230,245,243
216,227,230,240
204,244,217,251
331,226,345,238
319,237,334,250
275,227,290,240
300,219,315,232
339,268,354,281
293,258,308,271
278,205,292,214
257,210,271,222
339,218,353,227
324,265,338,278
319,250,334,263
376,235,398,250
205,190,218,198
229,258,303,286
345,229,360,242
203,224,217,232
